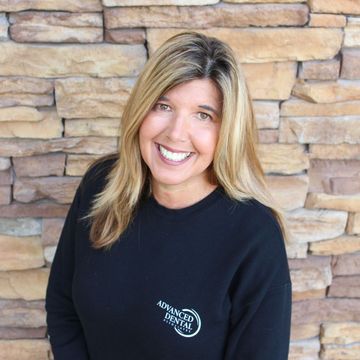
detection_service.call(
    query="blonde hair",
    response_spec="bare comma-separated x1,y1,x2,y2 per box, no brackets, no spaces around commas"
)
81,31,293,250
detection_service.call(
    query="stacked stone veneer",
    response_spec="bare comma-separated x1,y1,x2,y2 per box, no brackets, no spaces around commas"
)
0,0,359,359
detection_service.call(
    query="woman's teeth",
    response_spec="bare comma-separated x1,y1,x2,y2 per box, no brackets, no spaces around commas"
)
158,144,191,162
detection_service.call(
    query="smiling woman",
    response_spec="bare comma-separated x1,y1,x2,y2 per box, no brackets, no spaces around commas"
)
45,32,293,360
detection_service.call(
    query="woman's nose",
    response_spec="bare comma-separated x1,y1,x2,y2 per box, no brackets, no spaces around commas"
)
166,113,189,142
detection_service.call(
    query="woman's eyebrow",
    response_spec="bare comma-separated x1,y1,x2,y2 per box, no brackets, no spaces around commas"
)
158,96,220,117
198,105,220,117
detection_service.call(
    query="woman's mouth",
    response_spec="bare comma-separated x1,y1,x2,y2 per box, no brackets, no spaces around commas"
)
155,143,194,164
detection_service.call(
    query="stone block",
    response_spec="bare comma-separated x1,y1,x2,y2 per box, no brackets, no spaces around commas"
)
14,176,81,204
104,3,308,29
13,154,66,177
0,235,44,271
55,77,134,118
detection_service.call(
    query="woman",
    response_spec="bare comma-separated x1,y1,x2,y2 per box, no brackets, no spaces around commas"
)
46,31,292,359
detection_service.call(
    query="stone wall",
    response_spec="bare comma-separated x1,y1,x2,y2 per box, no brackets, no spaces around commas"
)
0,0,359,359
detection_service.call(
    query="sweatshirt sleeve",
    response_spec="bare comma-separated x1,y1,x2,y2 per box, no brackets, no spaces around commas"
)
223,282,292,359
223,212,292,360
45,180,90,360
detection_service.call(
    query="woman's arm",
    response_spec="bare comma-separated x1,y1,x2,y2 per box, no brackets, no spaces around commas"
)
223,282,292,359
223,214,292,360
45,181,90,359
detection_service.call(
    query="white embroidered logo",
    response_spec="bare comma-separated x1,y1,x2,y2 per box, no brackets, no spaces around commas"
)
157,300,201,338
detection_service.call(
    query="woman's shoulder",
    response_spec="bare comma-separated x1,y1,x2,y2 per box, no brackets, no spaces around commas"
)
222,194,285,251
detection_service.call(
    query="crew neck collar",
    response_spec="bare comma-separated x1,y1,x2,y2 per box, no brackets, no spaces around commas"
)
146,186,224,221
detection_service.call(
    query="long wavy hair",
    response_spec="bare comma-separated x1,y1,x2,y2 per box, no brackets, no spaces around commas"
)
81,31,293,250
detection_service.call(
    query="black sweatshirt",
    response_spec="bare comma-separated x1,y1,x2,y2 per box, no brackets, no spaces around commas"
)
45,157,292,360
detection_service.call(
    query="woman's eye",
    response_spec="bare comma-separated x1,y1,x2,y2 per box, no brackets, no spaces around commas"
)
156,103,170,111
198,112,211,121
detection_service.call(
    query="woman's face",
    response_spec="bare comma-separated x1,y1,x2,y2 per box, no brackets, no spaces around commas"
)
139,78,222,191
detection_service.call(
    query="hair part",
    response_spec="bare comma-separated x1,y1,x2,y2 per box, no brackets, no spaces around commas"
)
81,31,294,251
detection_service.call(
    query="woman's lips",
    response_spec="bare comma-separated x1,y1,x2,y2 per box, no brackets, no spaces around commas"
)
155,142,194,165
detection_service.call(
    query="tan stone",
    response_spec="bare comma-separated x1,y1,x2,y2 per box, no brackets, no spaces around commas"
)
306,192,360,212
347,213,360,235
105,4,308,29
290,256,331,300
0,327,47,340
285,242,308,259
253,101,279,129
0,186,10,205
289,338,321,360
0,77,53,107
345,27,360,48
290,260,332,294
0,235,44,271
0,299,46,328
0,218,41,237
299,59,339,80
104,0,218,4
258,129,278,143
292,298,360,325
280,116,360,144
332,252,360,276
66,154,103,176
0,202,69,218
292,289,326,302
0,42,146,77
292,80,360,103
65,118,120,137
0,77,53,95
42,218,64,246
309,14,346,28
0,137,118,157
309,235,360,256
309,144,360,160
281,98,360,117
266,175,308,211
321,322,360,345
330,177,360,195
0,0,102,12
308,0,360,15
321,343,360,360
9,11,103,43
13,154,65,177
0,106,44,122
290,323,320,341
328,275,360,298
341,49,360,79
0,94,53,108
147,28,342,63
105,29,145,44
55,77,134,118
286,208,348,243
258,144,309,174
14,177,81,204
0,109,62,139
308,159,360,193
0,157,10,171
0,168,13,186
243,62,297,100
0,269,49,300
0,78,53,108
0,339,50,360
